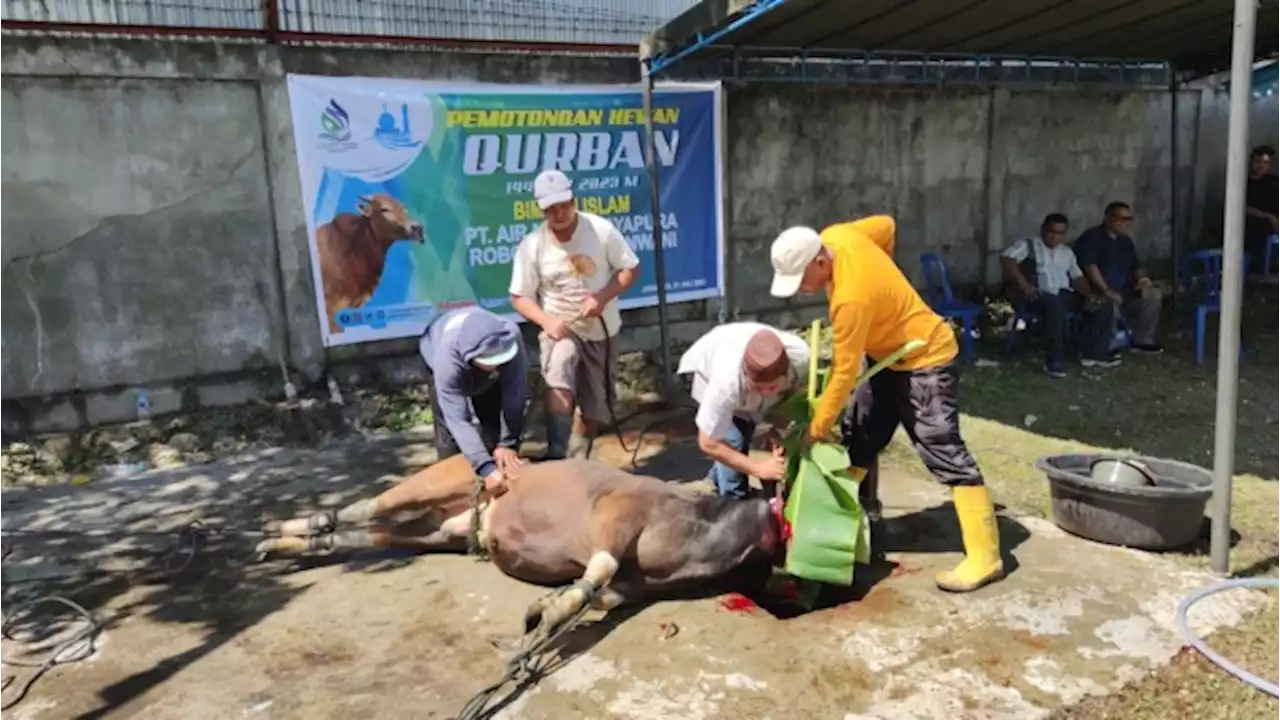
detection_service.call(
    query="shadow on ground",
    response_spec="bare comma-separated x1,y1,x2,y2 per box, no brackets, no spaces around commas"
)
0,433,437,717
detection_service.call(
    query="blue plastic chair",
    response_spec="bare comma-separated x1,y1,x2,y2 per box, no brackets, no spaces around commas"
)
1180,249,1250,364
920,253,981,364
1263,234,1279,282
1110,315,1133,352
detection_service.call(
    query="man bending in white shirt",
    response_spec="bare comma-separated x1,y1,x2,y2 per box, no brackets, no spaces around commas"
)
677,323,810,499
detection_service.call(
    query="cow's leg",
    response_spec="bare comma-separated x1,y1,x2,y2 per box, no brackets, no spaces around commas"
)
266,455,474,537
523,551,622,637
268,497,381,538
522,583,627,634
372,454,476,514
523,493,641,638
256,514,468,558
437,503,489,544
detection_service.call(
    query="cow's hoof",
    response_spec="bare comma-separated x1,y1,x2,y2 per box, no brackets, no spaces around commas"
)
523,588,563,636
253,536,309,558
253,539,278,559
264,512,337,538
522,604,546,636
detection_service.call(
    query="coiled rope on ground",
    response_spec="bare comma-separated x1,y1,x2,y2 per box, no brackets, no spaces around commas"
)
0,520,263,709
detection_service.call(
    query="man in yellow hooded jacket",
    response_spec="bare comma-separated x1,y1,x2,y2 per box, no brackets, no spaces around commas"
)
768,216,1004,593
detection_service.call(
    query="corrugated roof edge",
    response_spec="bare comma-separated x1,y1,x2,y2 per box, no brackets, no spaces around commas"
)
640,0,755,61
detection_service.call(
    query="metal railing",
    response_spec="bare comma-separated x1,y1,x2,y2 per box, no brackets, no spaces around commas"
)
1,0,699,49
0,0,1172,86
674,47,1173,88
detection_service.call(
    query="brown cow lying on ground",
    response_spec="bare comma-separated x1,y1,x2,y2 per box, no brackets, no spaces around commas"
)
255,455,782,638
316,193,424,334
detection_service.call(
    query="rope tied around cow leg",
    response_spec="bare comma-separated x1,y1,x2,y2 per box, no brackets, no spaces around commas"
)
453,584,597,720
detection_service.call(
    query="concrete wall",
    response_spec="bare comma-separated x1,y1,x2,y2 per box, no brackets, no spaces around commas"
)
0,35,1208,434
724,83,1197,315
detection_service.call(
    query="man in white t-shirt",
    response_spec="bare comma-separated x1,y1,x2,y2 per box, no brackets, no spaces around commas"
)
509,170,641,460
677,323,810,499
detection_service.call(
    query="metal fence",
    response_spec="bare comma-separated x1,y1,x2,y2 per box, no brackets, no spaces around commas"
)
1,0,698,47
676,48,1174,88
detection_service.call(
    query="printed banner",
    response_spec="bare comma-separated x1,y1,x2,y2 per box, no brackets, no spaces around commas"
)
286,75,725,347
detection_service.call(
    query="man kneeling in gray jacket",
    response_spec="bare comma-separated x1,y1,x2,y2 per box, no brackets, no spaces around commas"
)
420,306,529,490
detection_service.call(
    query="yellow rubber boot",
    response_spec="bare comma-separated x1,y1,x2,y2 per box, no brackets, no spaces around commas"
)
935,485,1005,593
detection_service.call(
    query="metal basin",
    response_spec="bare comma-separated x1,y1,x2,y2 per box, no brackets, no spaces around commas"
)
1035,454,1212,551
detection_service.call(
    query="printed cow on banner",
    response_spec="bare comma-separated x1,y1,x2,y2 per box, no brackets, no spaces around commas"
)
316,194,424,334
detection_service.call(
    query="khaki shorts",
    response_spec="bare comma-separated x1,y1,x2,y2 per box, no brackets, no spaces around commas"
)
539,331,618,424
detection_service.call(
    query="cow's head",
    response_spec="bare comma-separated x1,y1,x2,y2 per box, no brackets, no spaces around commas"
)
358,194,425,244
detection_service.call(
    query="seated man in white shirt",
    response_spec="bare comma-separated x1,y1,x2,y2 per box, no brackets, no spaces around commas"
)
1000,213,1110,378
676,323,810,499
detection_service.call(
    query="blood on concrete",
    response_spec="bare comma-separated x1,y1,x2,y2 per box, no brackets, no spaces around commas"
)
719,561,918,620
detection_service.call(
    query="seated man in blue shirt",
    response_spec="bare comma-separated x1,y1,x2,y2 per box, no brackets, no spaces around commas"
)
1073,202,1164,355
1001,213,1111,376
419,306,529,491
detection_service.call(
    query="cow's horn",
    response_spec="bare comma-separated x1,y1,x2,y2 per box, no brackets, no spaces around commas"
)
357,195,373,204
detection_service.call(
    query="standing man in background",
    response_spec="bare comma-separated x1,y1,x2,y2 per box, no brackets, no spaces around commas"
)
768,215,1006,594
509,169,640,460
1245,145,1278,267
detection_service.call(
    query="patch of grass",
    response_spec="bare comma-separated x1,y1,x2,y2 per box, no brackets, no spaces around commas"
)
355,385,434,432
878,297,1278,719
1052,590,1279,720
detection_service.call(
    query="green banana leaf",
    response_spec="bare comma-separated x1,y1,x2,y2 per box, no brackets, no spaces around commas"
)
772,344,868,588
768,323,922,594
782,443,871,585
773,390,870,588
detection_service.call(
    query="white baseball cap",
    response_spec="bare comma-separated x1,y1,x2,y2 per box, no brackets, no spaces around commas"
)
533,169,574,209
769,226,823,297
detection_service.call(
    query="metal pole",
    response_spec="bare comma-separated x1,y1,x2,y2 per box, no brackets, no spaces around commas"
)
1209,0,1257,576
642,67,674,393
1169,72,1180,315
717,81,732,324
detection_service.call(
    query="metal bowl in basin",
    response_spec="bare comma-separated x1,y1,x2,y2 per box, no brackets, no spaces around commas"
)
1090,458,1158,488
1035,454,1211,551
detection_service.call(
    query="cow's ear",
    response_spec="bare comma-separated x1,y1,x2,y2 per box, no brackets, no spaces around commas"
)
357,196,373,216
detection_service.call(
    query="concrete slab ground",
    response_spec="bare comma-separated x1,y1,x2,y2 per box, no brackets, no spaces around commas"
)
0,432,1269,720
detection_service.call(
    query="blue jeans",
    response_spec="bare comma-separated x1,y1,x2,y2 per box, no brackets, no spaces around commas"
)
709,416,756,499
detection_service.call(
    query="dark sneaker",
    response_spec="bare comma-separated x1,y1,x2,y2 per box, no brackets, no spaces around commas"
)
1131,343,1164,354
1082,357,1121,368
1044,364,1068,379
